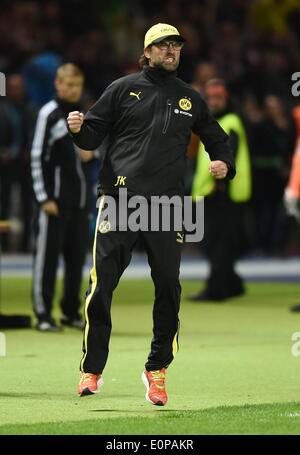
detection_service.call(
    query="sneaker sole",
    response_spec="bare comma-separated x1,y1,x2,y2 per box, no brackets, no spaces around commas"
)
79,376,104,397
141,371,165,406
36,326,63,333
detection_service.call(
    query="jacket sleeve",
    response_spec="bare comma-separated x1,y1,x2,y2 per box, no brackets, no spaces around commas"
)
30,108,52,204
192,96,236,180
69,81,117,150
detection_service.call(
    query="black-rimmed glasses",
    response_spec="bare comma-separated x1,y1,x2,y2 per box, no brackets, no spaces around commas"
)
154,40,184,51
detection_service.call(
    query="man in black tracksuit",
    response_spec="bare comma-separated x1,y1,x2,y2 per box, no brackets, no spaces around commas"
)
68,23,236,404
31,63,92,332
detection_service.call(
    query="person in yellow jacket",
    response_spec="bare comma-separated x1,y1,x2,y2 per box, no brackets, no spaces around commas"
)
189,79,252,301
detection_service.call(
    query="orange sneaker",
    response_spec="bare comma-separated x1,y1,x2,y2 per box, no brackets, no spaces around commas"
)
78,372,103,396
141,368,168,406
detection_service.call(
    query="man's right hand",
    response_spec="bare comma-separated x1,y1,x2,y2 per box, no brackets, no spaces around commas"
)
284,189,300,223
41,200,59,216
67,111,84,134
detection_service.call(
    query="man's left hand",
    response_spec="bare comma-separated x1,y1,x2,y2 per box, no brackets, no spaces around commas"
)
210,160,228,179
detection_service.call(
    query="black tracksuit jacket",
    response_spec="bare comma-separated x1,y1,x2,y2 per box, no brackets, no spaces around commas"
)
31,98,87,209
70,66,236,198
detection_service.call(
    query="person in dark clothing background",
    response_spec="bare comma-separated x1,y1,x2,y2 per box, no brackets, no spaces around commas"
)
250,95,295,254
284,105,300,312
67,23,236,405
31,63,94,332
0,74,36,252
190,79,251,302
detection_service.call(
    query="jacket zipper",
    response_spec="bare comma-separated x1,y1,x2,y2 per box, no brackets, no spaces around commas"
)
162,99,172,134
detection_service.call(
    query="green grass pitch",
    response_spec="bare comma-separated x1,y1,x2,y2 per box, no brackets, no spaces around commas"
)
0,277,300,435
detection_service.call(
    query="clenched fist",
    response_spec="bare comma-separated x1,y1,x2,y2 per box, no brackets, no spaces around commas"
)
67,111,84,134
209,160,228,179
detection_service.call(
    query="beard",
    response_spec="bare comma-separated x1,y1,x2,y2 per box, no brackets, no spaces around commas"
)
154,54,179,72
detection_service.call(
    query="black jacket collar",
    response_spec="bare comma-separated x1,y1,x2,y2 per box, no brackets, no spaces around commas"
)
55,97,81,115
214,104,235,120
143,65,177,85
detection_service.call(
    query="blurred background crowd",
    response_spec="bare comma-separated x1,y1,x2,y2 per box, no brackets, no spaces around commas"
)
1,0,300,257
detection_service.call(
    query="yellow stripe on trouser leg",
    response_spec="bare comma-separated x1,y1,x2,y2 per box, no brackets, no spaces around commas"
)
80,196,105,372
172,330,179,357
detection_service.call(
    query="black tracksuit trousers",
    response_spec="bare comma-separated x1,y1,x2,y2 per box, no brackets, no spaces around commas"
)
80,197,183,374
202,191,245,299
32,207,89,321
